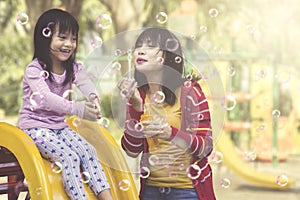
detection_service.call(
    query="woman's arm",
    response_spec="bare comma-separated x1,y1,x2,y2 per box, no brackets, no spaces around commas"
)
121,93,145,158
169,82,213,158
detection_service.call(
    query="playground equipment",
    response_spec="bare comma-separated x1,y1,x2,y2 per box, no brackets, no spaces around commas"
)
0,118,139,200
215,130,296,190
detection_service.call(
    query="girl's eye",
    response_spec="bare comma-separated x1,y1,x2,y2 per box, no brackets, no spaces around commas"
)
58,35,66,39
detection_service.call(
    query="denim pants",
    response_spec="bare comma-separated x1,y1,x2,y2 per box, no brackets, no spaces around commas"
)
142,185,200,200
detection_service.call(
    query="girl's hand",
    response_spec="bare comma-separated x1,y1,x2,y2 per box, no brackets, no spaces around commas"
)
117,77,143,111
142,120,172,140
89,93,102,119
83,102,99,121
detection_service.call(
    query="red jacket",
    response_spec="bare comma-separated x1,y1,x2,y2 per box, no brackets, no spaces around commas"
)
121,81,216,200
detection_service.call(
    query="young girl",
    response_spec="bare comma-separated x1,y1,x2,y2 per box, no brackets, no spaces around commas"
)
118,27,216,200
18,9,113,200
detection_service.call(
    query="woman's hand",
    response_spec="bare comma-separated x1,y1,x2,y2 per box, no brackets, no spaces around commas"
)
89,93,102,119
142,120,172,140
117,77,143,111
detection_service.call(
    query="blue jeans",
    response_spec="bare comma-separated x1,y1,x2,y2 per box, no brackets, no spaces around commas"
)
142,185,199,200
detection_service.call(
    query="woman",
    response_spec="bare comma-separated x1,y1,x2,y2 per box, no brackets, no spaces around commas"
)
118,27,216,200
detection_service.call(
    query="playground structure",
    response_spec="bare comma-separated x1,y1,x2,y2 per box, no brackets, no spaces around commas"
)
0,118,139,200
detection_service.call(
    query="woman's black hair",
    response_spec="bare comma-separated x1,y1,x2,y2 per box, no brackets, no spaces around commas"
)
134,27,184,106
33,8,79,85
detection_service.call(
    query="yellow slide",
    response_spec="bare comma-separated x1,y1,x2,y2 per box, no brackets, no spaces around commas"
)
0,119,139,200
215,131,296,190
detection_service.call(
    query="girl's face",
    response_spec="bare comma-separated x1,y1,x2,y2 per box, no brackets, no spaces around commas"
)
50,28,77,66
133,40,164,73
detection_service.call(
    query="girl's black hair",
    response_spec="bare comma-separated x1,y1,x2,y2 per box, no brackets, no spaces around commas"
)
134,27,184,106
33,8,79,85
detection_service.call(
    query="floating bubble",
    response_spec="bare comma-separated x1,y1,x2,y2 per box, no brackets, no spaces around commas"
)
220,178,231,188
42,27,52,38
114,49,123,57
90,35,103,48
209,8,219,18
155,11,168,24
139,166,150,179
156,56,164,64
245,151,257,161
186,74,193,81
111,62,122,72
256,68,267,79
256,124,266,132
221,95,236,111
197,113,204,120
149,155,160,166
16,12,29,25
40,70,49,80
276,174,288,187
118,179,130,191
186,164,201,180
29,92,45,107
184,80,192,88
62,90,77,101
35,187,43,196
175,56,182,63
120,88,129,99
227,66,235,77
81,171,91,183
96,14,112,29
165,38,179,52
134,122,144,132
158,187,171,194
190,34,196,40
179,163,185,171
51,161,62,174
35,129,50,143
272,109,281,119
209,151,223,164
152,91,165,104
199,25,208,33
97,117,110,128
72,117,82,127
245,24,256,35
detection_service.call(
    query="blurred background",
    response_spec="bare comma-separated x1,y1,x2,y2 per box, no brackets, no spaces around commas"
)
0,0,300,199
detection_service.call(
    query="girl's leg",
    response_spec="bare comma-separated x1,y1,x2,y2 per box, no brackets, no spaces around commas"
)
57,127,111,198
23,128,88,200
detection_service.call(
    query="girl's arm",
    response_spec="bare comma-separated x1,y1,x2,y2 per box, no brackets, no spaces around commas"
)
73,63,99,99
24,65,85,118
168,82,213,159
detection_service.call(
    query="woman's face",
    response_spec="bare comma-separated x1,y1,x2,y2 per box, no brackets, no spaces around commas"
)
133,39,164,73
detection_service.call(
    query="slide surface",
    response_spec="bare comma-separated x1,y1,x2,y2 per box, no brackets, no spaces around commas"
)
215,131,296,190
0,120,139,200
